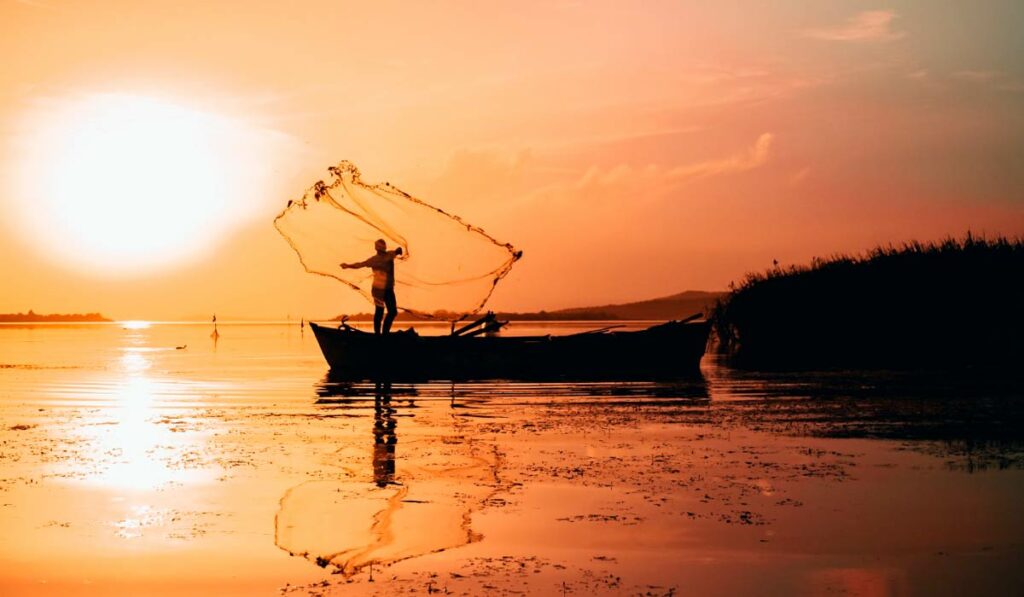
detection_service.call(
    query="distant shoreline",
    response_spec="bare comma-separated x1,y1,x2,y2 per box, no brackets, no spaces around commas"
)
331,290,724,323
0,290,725,324
0,311,111,323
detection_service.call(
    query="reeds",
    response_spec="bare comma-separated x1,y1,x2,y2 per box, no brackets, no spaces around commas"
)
711,233,1024,369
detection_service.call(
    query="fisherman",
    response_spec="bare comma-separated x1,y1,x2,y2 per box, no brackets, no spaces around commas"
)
340,239,403,335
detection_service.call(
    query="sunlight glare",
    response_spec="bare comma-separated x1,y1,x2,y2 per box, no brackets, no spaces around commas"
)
121,320,153,330
13,93,286,275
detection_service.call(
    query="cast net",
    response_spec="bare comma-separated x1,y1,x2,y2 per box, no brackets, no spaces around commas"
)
274,161,521,320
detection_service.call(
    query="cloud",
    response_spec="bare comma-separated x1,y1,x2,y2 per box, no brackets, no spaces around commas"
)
950,69,1024,93
789,167,812,187
804,10,905,42
666,133,774,183
422,148,539,207
952,70,999,82
13,0,55,9
559,132,775,202
421,133,777,222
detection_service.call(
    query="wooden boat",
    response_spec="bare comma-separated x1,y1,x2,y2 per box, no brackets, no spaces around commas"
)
308,313,710,380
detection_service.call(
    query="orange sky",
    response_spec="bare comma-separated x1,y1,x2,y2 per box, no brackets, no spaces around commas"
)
1,1,1023,319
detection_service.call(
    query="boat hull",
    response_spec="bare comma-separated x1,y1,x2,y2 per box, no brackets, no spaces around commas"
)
308,321,710,380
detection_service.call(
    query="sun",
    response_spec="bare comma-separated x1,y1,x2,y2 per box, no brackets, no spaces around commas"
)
13,93,262,275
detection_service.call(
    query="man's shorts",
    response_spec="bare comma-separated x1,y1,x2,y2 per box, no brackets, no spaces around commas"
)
371,287,397,311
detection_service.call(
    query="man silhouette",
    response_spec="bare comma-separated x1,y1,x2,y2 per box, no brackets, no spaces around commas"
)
341,239,403,334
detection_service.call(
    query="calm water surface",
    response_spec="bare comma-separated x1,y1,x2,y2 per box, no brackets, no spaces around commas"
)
1,322,1022,596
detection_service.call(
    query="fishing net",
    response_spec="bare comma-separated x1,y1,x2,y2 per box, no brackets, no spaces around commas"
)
274,161,521,320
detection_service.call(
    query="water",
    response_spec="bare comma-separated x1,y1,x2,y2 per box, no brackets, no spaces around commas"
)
1,322,1022,595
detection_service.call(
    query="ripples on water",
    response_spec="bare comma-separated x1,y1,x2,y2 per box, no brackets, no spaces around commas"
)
2,322,1024,594
2,321,1023,475
3,322,1022,442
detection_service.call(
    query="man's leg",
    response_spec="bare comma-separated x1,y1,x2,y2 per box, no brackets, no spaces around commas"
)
383,289,398,334
373,305,383,335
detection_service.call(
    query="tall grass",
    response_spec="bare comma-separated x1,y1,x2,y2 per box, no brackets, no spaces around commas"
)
711,234,1024,369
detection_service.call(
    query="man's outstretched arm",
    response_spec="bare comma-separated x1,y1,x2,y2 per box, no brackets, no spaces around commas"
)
340,258,372,270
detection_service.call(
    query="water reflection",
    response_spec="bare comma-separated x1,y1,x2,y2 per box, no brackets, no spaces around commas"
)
61,329,209,490
701,356,1024,470
8,322,1021,592
312,363,1024,473
89,344,176,489
372,384,397,488
281,379,498,575
316,380,408,487
120,320,152,330
101,357,170,490
315,375,710,406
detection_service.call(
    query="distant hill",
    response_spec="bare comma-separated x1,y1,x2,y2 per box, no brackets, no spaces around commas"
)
0,310,111,323
525,291,722,321
335,291,723,321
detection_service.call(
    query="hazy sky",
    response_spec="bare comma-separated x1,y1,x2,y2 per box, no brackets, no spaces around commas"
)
2,0,1022,319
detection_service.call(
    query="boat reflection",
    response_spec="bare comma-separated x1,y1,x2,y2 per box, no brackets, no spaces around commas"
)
315,374,710,407
315,365,1024,475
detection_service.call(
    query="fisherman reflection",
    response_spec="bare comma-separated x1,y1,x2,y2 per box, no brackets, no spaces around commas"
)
372,382,397,488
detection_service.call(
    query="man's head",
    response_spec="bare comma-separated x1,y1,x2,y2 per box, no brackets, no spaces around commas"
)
375,239,387,253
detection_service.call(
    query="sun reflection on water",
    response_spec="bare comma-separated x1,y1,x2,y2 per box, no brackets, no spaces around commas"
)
120,320,152,330
80,345,201,492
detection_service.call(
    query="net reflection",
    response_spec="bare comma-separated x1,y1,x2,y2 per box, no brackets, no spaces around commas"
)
278,378,501,575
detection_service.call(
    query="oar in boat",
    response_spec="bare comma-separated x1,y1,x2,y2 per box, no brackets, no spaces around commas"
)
461,318,509,338
451,312,497,336
569,324,627,336
571,313,703,337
